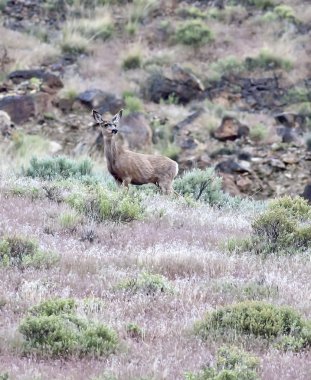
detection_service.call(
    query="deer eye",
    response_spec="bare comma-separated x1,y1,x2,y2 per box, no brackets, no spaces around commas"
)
104,123,109,127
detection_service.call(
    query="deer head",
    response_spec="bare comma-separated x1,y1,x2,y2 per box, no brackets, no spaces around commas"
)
92,109,123,136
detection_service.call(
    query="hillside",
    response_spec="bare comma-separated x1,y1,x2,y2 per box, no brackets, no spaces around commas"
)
0,1,311,379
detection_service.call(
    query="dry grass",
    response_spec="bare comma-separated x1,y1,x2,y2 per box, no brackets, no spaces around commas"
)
0,172,310,379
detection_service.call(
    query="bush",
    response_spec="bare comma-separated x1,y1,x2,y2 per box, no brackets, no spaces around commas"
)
117,272,172,295
195,301,311,350
24,156,93,180
230,0,275,9
209,56,245,80
67,186,144,223
185,346,260,380
251,196,311,253
175,20,213,47
0,235,59,269
174,168,226,205
123,94,144,114
58,211,81,230
245,50,293,71
274,5,295,20
19,298,118,357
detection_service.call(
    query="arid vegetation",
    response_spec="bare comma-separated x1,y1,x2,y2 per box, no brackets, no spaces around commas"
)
0,0,311,379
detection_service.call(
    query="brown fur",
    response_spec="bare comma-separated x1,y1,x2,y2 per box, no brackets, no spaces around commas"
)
93,109,178,194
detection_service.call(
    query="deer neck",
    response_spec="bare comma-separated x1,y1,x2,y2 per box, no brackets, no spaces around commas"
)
103,135,122,171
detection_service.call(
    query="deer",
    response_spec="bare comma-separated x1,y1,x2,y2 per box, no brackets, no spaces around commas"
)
92,109,179,195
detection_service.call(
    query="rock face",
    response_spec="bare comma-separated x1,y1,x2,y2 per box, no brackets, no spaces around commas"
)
213,116,249,141
0,93,51,124
77,89,123,115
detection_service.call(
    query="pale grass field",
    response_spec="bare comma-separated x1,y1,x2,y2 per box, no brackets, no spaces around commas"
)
0,172,310,380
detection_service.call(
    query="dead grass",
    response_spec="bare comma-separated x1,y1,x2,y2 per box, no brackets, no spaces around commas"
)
0,174,310,379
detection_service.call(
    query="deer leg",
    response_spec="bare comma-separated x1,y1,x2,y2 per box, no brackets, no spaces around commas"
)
122,177,131,190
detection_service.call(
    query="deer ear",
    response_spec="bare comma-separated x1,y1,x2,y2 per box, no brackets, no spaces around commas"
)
111,109,123,126
92,110,104,124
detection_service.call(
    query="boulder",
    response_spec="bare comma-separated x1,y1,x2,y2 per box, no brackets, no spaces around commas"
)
301,184,311,203
0,92,51,124
274,112,306,129
213,116,249,141
215,159,250,174
119,112,152,150
144,67,204,104
8,69,63,93
77,89,123,114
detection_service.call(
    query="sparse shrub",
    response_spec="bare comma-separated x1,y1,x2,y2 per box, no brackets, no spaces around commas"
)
0,235,59,269
185,346,260,380
24,156,93,180
75,16,114,40
130,0,159,23
125,20,138,36
175,20,213,48
195,301,311,350
58,211,81,230
122,50,142,70
285,87,310,104
249,124,268,142
178,6,207,19
123,94,144,114
209,56,245,80
0,0,7,11
117,272,172,295
0,373,9,380
67,186,144,223
19,298,118,357
174,168,226,205
161,142,181,161
126,323,144,339
245,49,293,71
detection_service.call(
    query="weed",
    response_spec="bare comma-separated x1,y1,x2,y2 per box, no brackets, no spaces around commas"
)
58,211,81,230
229,0,275,10
274,5,295,20
178,6,207,20
126,323,144,339
209,56,245,80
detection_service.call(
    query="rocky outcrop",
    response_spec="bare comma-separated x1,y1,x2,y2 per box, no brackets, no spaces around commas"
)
0,110,14,138
213,116,249,141
77,89,123,115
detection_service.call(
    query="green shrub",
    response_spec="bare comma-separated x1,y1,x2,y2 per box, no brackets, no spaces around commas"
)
274,4,295,20
251,196,311,253
245,50,293,71
60,31,89,55
30,298,77,317
117,272,172,295
24,156,93,180
249,124,268,142
0,373,9,380
174,168,226,205
175,20,213,47
58,211,81,230
19,298,118,357
126,323,144,339
67,187,144,223
123,94,144,114
185,346,260,380
0,235,59,269
195,301,311,350
285,87,310,104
